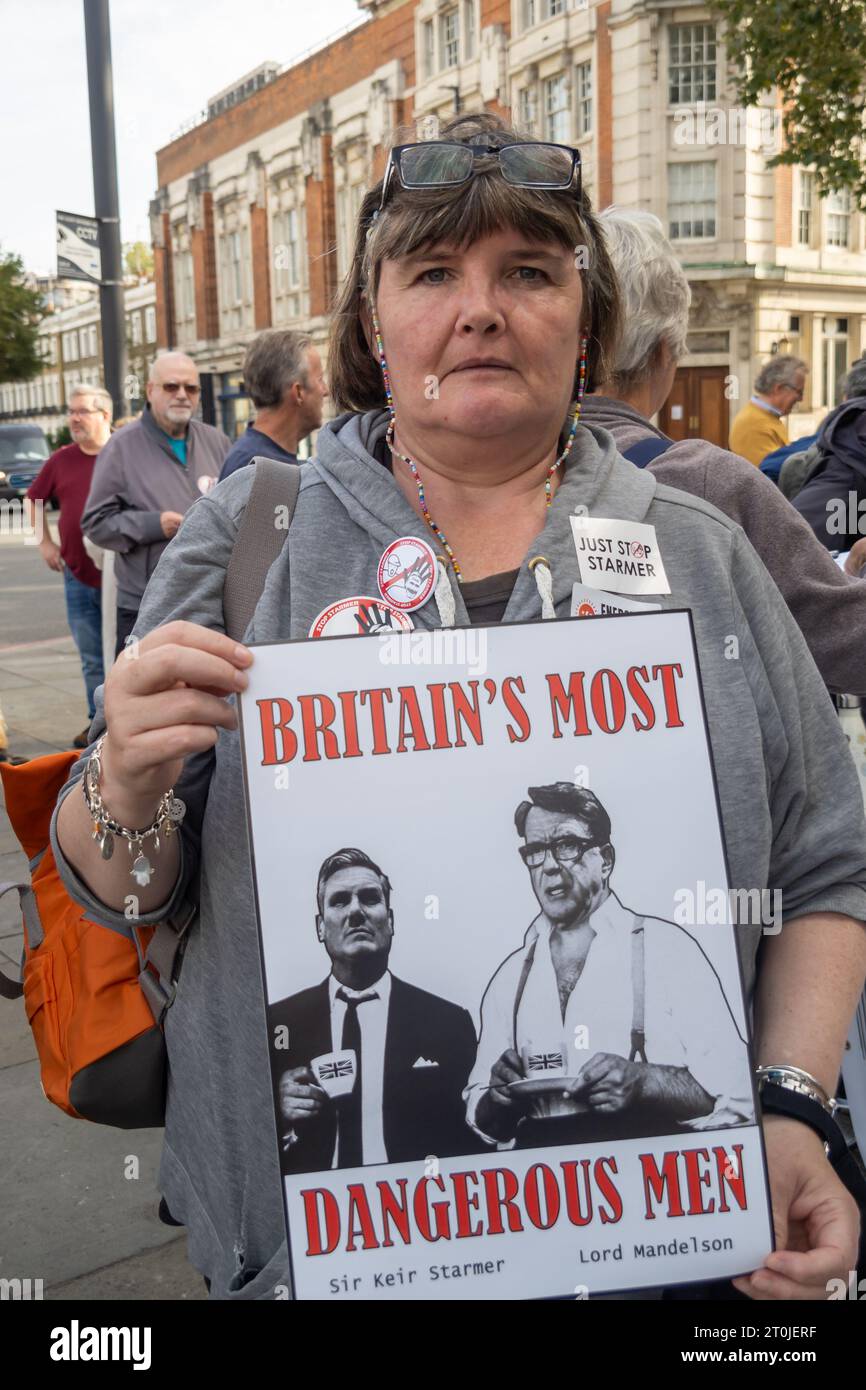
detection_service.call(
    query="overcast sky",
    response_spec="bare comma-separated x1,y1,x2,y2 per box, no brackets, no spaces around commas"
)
0,0,363,275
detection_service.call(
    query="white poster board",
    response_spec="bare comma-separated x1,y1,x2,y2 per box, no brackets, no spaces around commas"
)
239,611,773,1300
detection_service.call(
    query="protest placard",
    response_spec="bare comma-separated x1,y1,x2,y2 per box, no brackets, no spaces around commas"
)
239,610,773,1300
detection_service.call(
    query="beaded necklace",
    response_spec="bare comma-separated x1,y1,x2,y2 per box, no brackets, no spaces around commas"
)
371,301,588,582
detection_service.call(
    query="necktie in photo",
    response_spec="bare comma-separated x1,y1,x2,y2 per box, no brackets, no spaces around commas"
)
337,988,377,1168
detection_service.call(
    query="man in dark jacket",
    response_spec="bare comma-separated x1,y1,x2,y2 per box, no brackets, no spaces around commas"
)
270,848,481,1174
81,352,230,654
792,357,866,549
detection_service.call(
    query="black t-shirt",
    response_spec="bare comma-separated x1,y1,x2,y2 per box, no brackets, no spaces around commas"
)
372,432,518,623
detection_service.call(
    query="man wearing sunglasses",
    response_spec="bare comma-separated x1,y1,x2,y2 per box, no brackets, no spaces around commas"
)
81,352,230,657
465,782,753,1149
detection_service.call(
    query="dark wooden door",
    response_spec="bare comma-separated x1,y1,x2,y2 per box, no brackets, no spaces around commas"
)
659,366,729,448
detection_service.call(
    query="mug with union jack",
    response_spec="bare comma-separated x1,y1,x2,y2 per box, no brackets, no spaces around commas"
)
311,1049,358,1098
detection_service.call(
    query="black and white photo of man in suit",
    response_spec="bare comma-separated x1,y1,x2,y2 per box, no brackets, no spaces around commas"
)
269,848,481,1174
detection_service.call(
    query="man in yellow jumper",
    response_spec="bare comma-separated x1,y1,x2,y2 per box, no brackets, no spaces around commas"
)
729,355,809,467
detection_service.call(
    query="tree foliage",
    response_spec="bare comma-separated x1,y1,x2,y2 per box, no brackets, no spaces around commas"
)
124,241,154,279
711,0,866,203
0,249,45,381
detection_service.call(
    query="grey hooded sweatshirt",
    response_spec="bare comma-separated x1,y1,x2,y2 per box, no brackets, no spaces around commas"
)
50,409,866,1300
581,395,866,695
81,408,231,609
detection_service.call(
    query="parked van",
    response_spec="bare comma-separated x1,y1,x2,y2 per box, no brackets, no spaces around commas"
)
0,424,51,500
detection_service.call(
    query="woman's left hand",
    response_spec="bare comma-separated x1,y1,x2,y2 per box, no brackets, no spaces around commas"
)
732,1114,860,1299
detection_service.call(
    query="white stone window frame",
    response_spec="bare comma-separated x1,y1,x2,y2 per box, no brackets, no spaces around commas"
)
130,312,143,347
521,0,568,32
797,170,814,248
667,159,718,241
825,187,853,251
517,82,539,136
270,173,307,325
145,305,157,342
667,22,718,108
544,71,571,144
335,156,367,282
575,59,592,138
171,225,197,339
217,202,253,336
440,6,460,71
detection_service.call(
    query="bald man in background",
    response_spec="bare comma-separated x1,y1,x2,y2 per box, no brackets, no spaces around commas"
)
81,352,231,655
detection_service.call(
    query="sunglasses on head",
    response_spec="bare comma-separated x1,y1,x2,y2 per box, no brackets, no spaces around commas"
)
376,140,583,217
160,381,200,396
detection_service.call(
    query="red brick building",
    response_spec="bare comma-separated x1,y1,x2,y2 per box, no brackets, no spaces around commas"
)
150,0,866,444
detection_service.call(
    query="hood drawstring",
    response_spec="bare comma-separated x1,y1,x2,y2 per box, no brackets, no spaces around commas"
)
434,557,456,628
528,555,556,619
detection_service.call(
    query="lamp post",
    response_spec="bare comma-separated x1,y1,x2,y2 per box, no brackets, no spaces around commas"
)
83,0,127,421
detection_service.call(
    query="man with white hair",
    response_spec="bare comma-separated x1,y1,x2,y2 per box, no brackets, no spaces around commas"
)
27,384,112,746
583,207,866,698
81,352,230,656
729,354,810,467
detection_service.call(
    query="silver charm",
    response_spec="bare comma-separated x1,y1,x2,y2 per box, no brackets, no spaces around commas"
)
131,853,153,887
167,796,186,823
99,830,114,861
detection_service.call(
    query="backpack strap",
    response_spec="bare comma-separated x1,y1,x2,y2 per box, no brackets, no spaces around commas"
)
140,459,303,1024
0,880,42,998
623,436,674,469
628,916,647,1063
222,458,302,642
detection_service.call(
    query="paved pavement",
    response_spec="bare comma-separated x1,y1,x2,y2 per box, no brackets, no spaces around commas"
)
0,522,203,1300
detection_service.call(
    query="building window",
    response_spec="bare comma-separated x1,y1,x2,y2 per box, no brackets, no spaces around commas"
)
337,181,365,279
668,24,717,105
90,325,99,357
518,84,538,134
172,237,196,338
797,172,814,246
224,231,243,303
273,206,302,321
145,305,156,342
524,0,564,23
544,73,570,143
826,187,851,249
422,18,435,79
821,317,849,408
219,224,250,334
463,0,476,59
668,161,717,239
575,60,592,137
440,9,459,69
130,312,142,347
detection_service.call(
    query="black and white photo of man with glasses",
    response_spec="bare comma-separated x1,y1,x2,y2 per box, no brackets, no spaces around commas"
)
465,782,755,1149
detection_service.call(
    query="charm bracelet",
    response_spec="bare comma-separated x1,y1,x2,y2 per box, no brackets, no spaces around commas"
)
83,733,186,887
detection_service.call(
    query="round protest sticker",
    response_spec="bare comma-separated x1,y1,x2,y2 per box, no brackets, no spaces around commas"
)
576,601,598,617
309,596,414,639
376,536,437,612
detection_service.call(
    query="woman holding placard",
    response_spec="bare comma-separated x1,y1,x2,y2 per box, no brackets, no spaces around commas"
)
52,111,866,1301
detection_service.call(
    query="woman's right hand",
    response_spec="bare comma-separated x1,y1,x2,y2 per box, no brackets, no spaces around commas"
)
100,619,253,820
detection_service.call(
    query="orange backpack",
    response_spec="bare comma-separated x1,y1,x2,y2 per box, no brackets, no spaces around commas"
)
0,459,300,1128
0,750,189,1125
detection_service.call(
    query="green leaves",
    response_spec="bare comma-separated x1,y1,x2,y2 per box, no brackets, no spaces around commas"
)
711,0,866,203
0,249,45,382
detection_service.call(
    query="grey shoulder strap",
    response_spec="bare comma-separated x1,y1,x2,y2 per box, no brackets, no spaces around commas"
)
222,458,301,642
